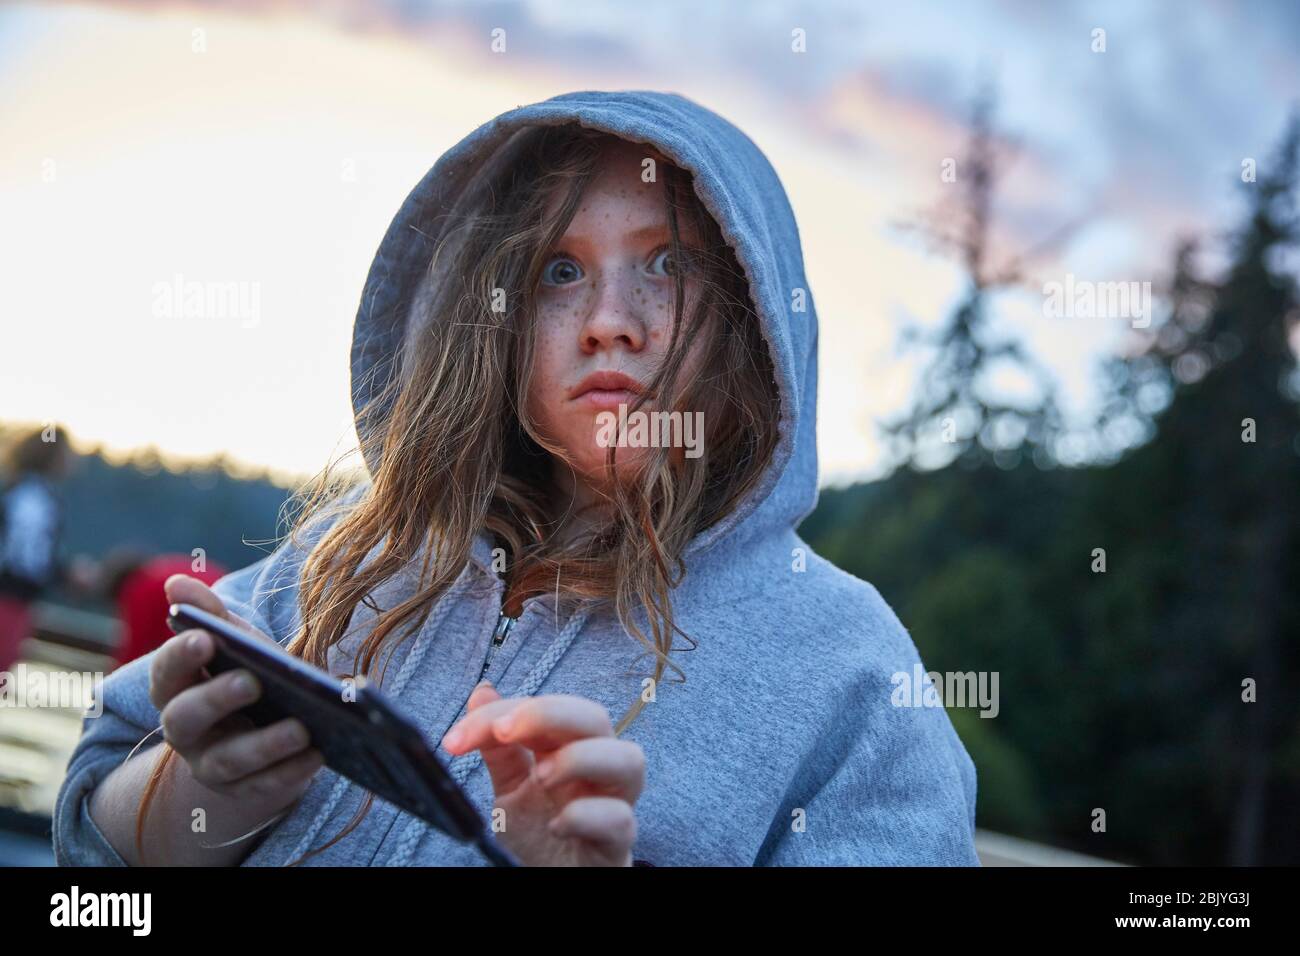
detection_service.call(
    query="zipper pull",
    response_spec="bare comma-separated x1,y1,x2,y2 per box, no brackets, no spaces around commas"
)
477,613,516,682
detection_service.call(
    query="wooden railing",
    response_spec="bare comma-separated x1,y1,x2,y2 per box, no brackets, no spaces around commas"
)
975,829,1126,866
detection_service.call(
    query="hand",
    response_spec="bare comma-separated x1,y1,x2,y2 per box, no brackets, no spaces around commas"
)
151,574,324,812
441,686,644,867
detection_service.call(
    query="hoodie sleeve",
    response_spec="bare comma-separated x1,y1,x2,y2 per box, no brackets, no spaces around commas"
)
52,650,157,866
51,513,334,866
756,682,980,866
753,591,981,867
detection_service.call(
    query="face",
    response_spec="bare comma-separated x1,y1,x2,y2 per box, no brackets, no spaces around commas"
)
526,141,710,498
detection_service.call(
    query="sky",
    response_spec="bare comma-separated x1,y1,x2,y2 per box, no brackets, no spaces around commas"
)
1,0,1297,484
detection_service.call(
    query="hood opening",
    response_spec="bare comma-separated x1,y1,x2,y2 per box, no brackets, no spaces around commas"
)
350,91,820,555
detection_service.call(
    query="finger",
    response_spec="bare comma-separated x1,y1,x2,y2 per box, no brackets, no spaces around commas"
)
225,747,325,803
464,683,534,794
548,796,636,860
224,608,258,635
489,696,614,752
149,630,216,710
535,738,645,803
193,717,311,786
440,696,527,755
161,669,261,753
164,574,228,618
466,681,500,713
165,574,268,639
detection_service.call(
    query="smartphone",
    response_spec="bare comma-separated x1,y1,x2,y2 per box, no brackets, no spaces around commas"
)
166,602,516,865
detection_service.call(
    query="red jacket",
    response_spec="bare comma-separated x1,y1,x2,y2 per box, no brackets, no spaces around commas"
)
114,555,229,668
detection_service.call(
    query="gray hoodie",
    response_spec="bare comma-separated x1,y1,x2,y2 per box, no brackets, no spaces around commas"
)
54,90,978,866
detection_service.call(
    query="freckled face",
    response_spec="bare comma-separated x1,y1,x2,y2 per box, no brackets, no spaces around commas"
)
527,142,707,489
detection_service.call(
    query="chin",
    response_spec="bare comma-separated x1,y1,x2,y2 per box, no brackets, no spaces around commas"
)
569,444,654,491
541,418,655,491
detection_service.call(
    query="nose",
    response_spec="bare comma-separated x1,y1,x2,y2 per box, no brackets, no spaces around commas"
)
578,267,648,356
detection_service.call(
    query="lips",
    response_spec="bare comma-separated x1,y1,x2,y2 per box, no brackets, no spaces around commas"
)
568,371,648,410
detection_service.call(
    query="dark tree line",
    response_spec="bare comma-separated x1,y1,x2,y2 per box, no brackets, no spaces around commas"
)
802,110,1300,864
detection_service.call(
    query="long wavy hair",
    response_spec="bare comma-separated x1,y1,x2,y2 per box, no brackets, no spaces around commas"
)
135,124,780,864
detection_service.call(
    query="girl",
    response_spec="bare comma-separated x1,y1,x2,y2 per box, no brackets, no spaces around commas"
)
55,91,978,866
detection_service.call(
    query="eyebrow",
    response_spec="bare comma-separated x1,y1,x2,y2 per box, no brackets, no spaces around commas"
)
622,223,672,242
551,221,693,253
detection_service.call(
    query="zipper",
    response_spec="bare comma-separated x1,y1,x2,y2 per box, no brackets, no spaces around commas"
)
477,612,516,683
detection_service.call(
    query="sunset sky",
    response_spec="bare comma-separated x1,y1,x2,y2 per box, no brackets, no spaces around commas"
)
2,0,1296,483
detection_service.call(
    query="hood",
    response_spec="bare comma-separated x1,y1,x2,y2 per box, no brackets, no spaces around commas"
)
350,90,820,555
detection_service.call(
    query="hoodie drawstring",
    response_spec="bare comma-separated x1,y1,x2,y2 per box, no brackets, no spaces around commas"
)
280,594,457,866
387,606,591,867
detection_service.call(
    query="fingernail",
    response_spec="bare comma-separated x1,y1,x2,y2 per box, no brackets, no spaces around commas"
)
442,727,462,749
234,674,257,697
535,758,554,781
188,634,204,652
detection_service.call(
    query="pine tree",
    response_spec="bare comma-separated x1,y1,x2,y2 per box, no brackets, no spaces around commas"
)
887,84,1066,470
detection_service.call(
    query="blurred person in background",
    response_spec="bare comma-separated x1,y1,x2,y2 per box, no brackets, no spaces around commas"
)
98,547,229,669
0,425,77,671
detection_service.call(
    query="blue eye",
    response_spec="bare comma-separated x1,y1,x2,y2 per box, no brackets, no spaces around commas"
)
649,248,678,277
541,256,583,286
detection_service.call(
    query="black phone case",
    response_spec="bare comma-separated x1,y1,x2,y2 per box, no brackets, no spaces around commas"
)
166,602,485,845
